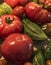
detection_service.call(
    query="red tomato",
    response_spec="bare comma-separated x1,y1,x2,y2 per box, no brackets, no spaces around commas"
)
39,0,45,4
1,33,33,64
39,0,51,7
11,6,24,18
4,0,18,8
23,62,33,65
45,0,51,12
39,0,51,12
24,2,51,25
18,0,31,6
45,0,51,7
0,14,23,38
46,60,51,65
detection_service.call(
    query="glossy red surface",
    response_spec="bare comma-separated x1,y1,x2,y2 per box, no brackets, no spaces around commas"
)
1,34,33,64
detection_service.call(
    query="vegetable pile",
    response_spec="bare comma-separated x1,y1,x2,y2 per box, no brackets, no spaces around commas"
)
0,0,51,65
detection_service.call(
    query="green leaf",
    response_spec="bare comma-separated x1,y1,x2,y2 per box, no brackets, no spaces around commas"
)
23,18,48,41
45,40,51,60
33,49,45,65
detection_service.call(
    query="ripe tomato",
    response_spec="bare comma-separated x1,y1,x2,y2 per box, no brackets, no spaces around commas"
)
39,0,51,12
18,0,31,6
39,0,45,4
0,14,23,38
24,2,51,25
23,62,33,65
11,6,24,18
4,0,18,8
46,60,51,65
1,33,33,64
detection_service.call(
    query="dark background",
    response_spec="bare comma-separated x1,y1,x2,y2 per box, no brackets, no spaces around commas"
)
0,0,3,3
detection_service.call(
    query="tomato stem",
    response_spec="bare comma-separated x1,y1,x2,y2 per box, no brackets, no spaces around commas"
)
5,17,14,24
32,0,39,3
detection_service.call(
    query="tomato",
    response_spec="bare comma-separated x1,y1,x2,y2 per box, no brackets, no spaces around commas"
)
45,0,51,12
11,6,24,18
46,60,51,65
39,0,51,12
23,62,33,65
0,14,23,38
42,23,51,36
45,0,51,7
4,0,18,8
24,2,42,18
39,0,45,4
4,0,31,7
1,33,33,64
18,0,31,6
24,2,51,25
39,0,51,7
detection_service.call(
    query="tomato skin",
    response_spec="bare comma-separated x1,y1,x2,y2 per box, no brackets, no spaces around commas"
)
39,0,45,3
24,2,51,25
4,0,31,7
45,0,51,7
0,18,5,32
0,15,23,38
45,0,51,12
4,0,18,8
46,60,51,65
1,33,33,64
18,0,31,6
11,6,24,18
24,2,42,18
39,0,51,7
23,62,33,65
39,0,51,12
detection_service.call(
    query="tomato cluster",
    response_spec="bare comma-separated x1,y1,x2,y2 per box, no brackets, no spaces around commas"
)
0,0,51,65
